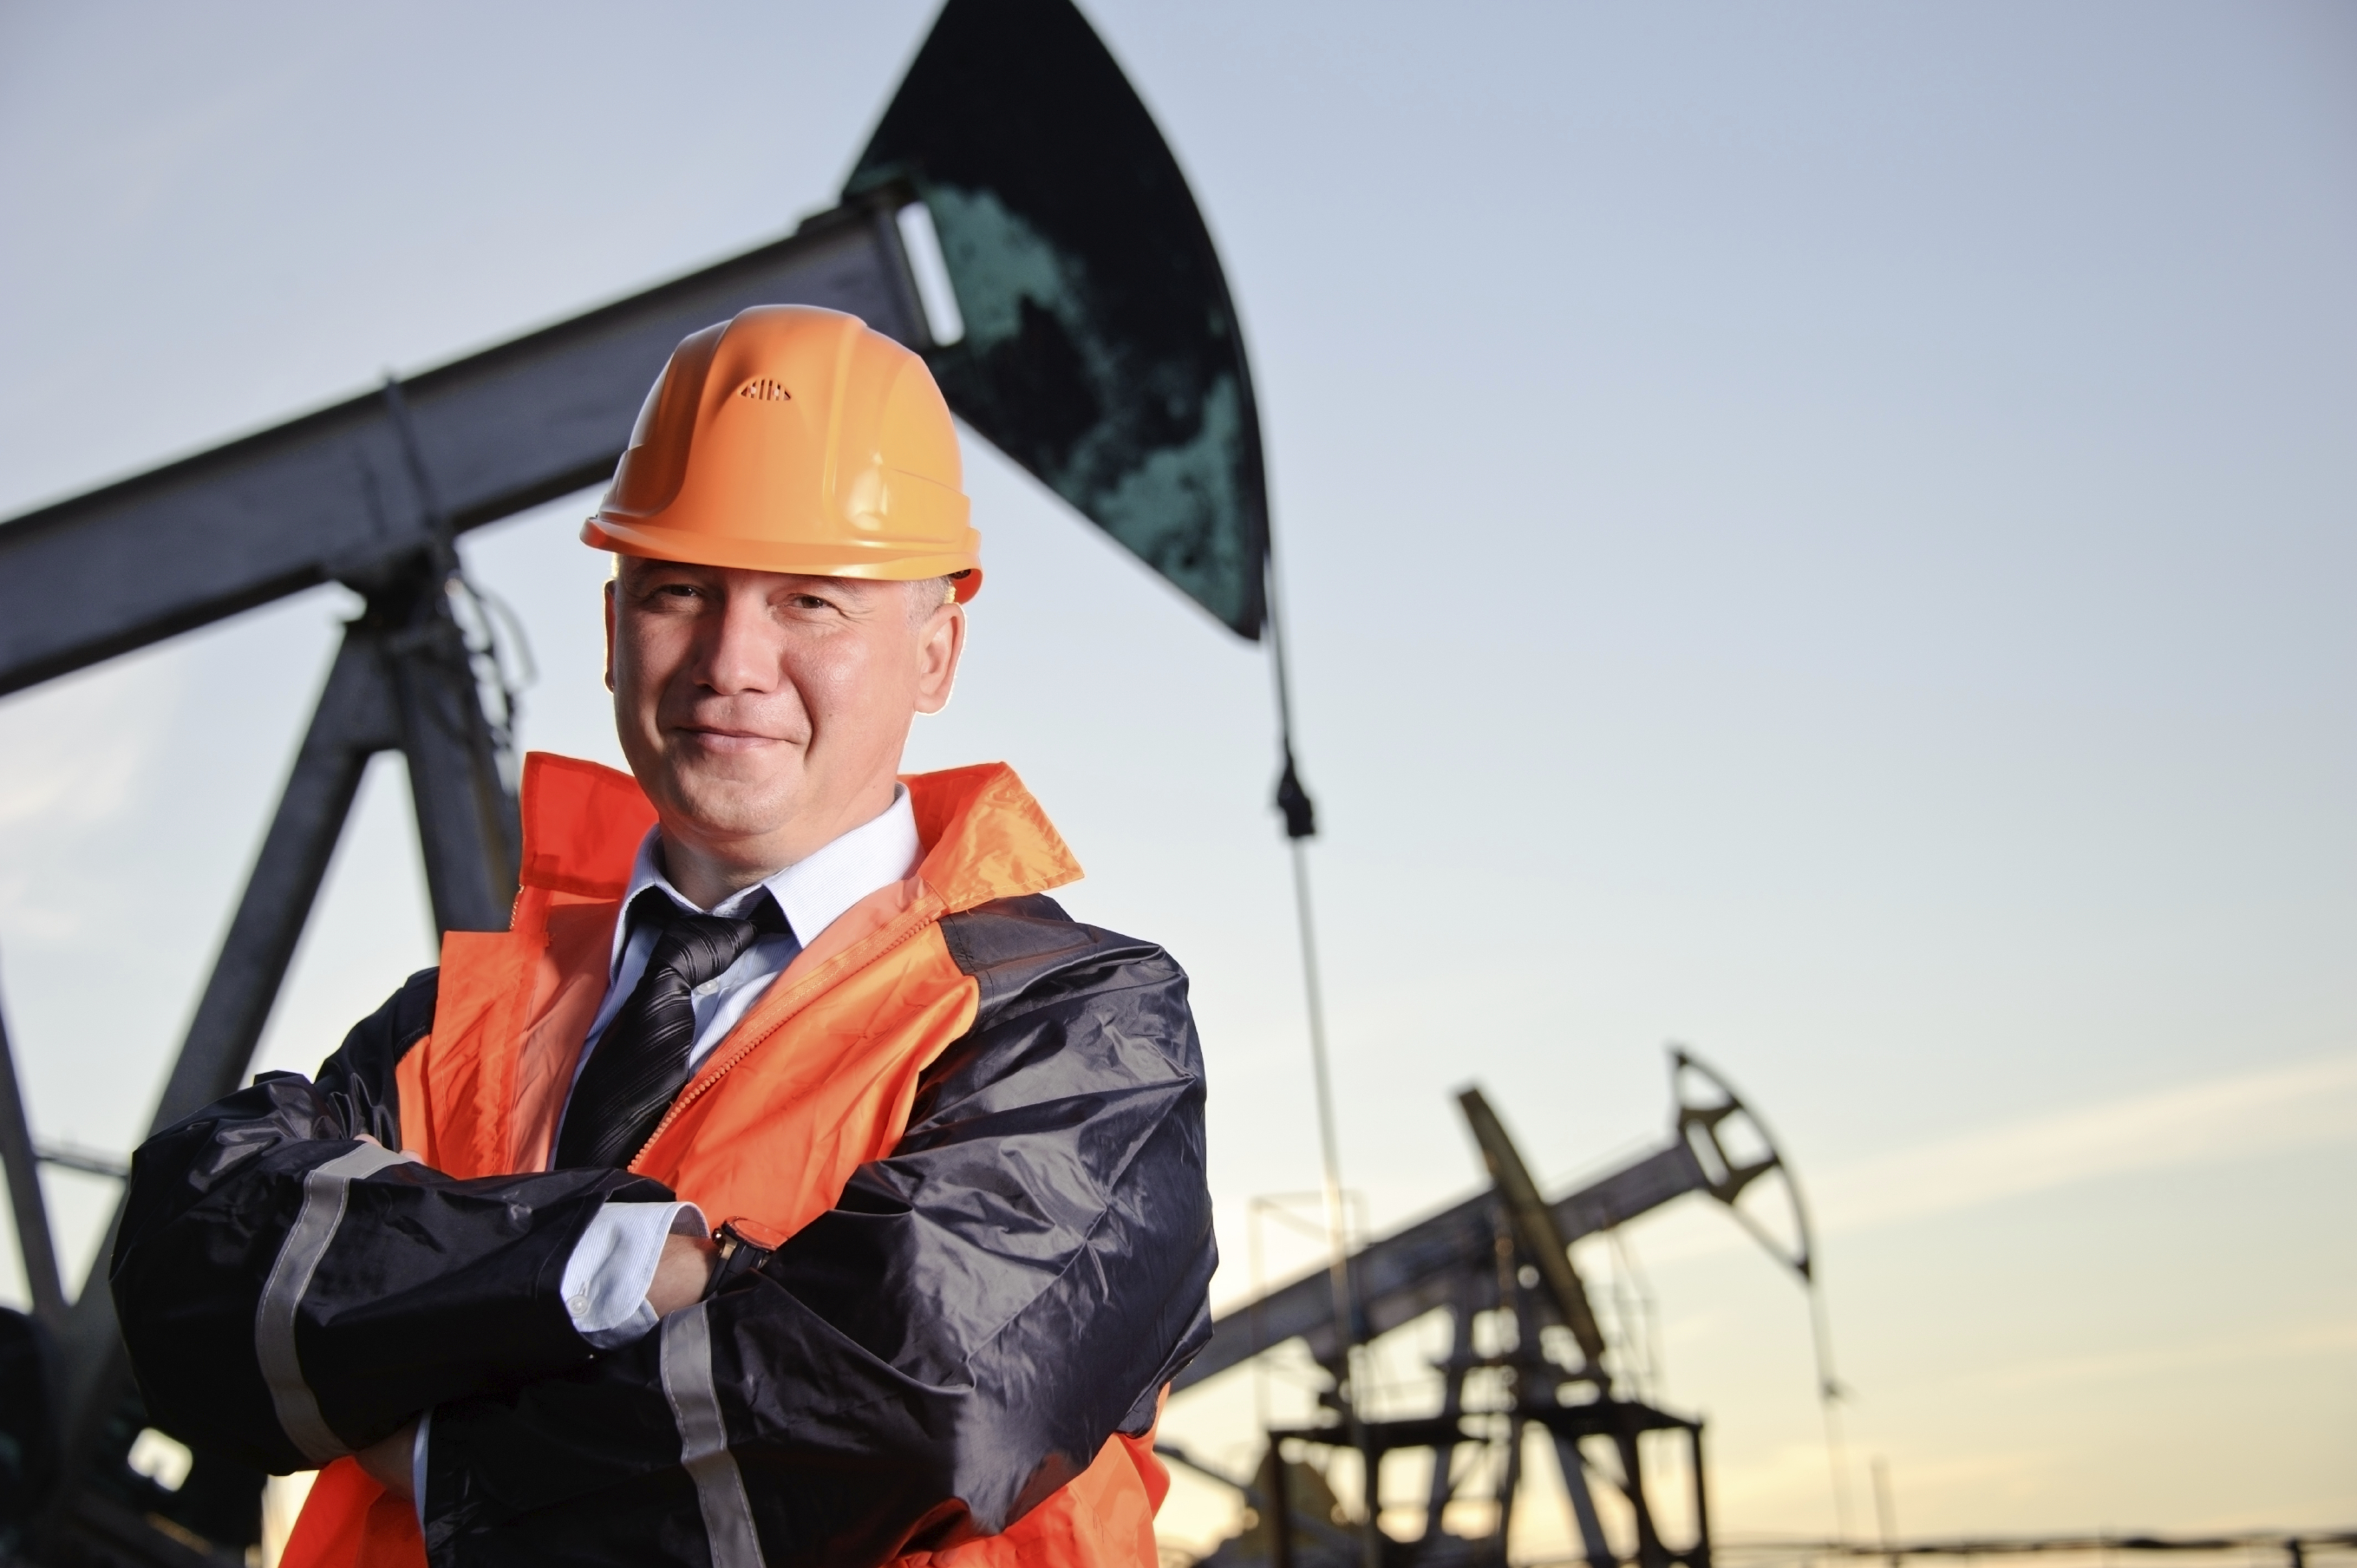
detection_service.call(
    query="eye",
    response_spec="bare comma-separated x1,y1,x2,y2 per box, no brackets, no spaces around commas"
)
785,593,835,611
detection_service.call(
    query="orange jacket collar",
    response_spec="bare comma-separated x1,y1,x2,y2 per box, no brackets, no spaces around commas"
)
512,751,1081,914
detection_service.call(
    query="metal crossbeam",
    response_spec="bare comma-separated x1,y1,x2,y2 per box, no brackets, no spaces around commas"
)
0,199,928,698
1176,1138,1707,1392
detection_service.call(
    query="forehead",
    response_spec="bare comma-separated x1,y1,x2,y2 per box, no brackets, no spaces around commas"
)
615,558,892,598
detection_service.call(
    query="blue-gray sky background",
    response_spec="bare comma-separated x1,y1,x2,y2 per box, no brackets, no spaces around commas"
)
2,2,2351,1552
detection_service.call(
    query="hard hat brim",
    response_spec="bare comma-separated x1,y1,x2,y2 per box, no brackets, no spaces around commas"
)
582,517,982,602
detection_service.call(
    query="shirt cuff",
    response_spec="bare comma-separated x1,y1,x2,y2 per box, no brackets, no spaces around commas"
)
561,1199,708,1350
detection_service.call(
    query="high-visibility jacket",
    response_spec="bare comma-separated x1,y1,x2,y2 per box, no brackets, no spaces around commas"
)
114,753,1215,1568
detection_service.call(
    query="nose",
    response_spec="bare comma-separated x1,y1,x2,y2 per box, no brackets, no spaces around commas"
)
694,584,780,695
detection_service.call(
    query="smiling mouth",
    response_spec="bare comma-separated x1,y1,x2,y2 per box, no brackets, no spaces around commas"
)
676,725,792,751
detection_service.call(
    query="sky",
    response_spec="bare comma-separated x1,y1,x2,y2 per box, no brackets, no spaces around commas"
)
1,1,2352,1556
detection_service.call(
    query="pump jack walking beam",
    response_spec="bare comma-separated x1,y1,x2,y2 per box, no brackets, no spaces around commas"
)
1175,1049,1814,1390
0,199,930,700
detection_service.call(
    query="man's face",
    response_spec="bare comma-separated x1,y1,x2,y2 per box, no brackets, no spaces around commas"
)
604,558,964,878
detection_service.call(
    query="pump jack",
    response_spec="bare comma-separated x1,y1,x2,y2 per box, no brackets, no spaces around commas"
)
1172,1049,1825,1568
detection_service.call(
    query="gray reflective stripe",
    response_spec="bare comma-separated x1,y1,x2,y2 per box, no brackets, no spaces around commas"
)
253,1141,413,1464
661,1304,765,1568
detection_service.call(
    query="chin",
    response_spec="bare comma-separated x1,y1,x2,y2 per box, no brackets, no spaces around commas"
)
660,760,803,841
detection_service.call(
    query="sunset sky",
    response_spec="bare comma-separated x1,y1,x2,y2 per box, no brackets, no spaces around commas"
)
2,2,2351,1553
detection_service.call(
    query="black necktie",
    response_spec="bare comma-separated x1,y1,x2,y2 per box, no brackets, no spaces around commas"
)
555,886,791,1169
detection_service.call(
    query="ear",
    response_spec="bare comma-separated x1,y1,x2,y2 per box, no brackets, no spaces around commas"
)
602,578,617,693
911,601,966,715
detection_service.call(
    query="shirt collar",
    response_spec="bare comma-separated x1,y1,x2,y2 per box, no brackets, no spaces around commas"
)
608,785,921,976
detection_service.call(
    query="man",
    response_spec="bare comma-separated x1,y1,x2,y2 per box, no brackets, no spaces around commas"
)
111,306,1217,1568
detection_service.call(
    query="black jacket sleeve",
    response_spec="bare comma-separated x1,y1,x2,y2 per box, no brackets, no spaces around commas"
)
419,898,1218,1568
111,968,668,1474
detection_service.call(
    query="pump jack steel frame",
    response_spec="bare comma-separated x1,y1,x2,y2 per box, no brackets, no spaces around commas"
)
1176,1051,1813,1568
1177,1050,1815,1393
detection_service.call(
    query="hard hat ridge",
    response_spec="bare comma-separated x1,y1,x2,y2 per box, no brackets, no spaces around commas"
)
583,305,981,598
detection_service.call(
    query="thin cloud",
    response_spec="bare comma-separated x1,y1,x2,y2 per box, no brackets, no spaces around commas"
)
0,660,177,830
1972,1318,2357,1395
1813,1052,2357,1236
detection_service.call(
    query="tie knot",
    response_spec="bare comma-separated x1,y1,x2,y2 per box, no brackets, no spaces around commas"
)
628,886,788,990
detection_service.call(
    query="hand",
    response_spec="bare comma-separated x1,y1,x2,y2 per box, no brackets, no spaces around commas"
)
356,1418,419,1501
646,1230,720,1317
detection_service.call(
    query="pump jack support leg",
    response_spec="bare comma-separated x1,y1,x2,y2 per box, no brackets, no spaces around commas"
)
0,969,66,1329
38,569,524,1564
1424,1287,1479,1539
1551,1433,1616,1568
1614,1426,1669,1568
1259,1436,1296,1568
379,570,519,933
1687,1425,1712,1568
1492,1418,1524,1567
40,617,405,1555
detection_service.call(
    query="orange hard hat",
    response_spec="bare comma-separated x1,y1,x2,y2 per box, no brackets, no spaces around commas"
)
583,305,980,598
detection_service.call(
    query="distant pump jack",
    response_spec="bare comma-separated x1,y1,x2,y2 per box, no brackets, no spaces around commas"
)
1166,1047,1826,1568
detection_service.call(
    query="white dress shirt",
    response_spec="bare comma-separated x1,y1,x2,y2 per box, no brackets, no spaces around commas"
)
411,787,920,1506
560,783,921,1347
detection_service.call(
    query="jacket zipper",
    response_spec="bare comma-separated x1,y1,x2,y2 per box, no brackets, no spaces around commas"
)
628,893,944,1171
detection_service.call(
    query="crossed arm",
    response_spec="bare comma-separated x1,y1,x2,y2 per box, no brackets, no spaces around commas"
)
349,1229,721,1499
111,926,1217,1565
